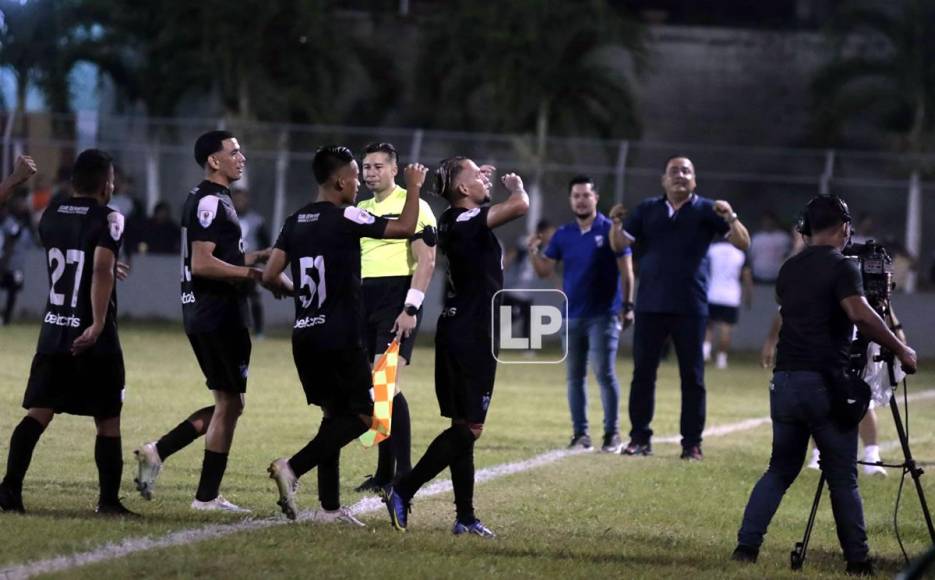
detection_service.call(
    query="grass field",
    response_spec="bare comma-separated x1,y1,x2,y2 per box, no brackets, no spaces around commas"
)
0,322,933,579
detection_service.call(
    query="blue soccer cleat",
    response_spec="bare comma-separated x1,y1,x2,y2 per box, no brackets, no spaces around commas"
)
381,485,410,531
452,519,496,539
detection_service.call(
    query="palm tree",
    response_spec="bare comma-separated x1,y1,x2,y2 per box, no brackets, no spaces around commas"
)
810,0,935,153
411,0,647,228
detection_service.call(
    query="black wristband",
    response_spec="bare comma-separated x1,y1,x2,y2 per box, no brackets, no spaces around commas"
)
622,302,634,313
404,304,419,316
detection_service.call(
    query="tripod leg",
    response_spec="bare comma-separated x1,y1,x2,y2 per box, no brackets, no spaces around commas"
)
792,472,825,570
890,396,935,543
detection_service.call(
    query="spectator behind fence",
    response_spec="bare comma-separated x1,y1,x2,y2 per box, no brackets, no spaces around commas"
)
135,201,181,255
703,238,752,369
749,211,790,284
530,175,635,454
1,192,36,325
232,188,270,337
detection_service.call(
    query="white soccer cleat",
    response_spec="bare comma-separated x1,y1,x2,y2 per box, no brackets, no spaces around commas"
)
862,461,887,477
807,448,820,470
309,506,366,527
133,442,162,500
268,458,299,520
191,495,251,513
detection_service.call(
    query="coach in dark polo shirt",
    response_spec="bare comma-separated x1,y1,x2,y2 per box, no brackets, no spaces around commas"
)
609,156,750,460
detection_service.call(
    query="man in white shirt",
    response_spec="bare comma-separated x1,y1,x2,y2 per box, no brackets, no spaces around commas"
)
749,211,791,284
704,239,752,369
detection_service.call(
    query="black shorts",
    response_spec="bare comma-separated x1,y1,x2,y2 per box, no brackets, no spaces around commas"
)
362,276,422,364
708,304,739,325
23,352,125,417
188,327,252,393
1,270,23,291
292,342,374,417
434,340,497,424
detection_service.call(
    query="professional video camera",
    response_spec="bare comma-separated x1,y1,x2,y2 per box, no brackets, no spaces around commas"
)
843,239,894,313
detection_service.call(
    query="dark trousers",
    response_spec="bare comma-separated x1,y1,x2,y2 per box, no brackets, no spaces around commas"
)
737,371,868,562
628,312,706,447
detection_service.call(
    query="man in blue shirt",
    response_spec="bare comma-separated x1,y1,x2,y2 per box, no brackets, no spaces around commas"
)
609,156,750,460
530,175,634,453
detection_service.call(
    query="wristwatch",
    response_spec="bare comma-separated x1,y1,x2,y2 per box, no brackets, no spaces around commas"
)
727,212,738,224
622,302,634,313
404,304,419,316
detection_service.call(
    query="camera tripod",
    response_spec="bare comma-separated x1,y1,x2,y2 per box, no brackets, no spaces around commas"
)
790,345,935,571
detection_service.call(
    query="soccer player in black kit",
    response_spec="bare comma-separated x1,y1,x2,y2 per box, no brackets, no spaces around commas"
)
383,158,529,537
263,147,428,524
134,131,272,513
0,149,134,515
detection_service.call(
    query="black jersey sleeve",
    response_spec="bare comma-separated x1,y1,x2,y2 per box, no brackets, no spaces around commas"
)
273,217,294,255
452,206,490,234
188,194,227,244
834,258,864,301
98,209,125,256
341,206,389,239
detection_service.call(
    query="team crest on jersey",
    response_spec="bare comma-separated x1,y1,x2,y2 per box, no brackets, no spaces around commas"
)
594,235,604,248
344,206,375,225
197,195,220,228
456,208,481,222
108,212,125,241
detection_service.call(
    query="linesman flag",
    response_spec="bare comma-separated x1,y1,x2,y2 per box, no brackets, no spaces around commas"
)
359,340,399,448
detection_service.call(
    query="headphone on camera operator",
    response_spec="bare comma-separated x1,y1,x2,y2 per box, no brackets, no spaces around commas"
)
794,195,918,429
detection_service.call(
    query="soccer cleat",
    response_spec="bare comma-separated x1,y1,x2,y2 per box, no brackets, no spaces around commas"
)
730,544,758,563
621,440,652,456
133,442,163,500
0,484,25,513
354,475,388,494
191,495,250,513
862,462,887,477
568,433,593,451
381,485,410,531
681,445,704,461
601,432,623,454
309,506,366,527
452,519,496,539
268,458,299,520
845,559,874,576
96,500,141,518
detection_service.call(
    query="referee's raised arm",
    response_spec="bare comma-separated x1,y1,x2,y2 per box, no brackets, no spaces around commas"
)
382,163,428,239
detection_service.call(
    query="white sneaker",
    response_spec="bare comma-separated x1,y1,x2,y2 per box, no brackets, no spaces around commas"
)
715,352,728,369
133,442,162,500
308,506,366,527
191,495,251,513
807,448,820,470
268,458,298,520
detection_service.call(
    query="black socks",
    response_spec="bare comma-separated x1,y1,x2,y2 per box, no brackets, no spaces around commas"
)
375,392,412,482
288,415,368,479
451,440,476,524
2,416,45,493
396,424,475,501
155,407,212,461
95,436,123,505
195,450,228,502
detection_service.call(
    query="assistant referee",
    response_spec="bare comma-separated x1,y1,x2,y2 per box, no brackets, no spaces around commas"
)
355,142,437,493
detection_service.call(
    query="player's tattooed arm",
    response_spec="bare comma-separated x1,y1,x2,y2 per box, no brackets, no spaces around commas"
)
384,163,428,239
71,246,117,355
260,248,294,298
191,240,262,282
245,247,272,266
0,155,37,204
486,172,529,229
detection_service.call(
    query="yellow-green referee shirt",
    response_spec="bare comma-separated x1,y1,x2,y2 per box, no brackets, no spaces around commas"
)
359,185,437,278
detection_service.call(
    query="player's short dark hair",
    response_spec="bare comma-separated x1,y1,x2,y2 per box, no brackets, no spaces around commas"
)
434,156,467,202
312,146,355,185
71,149,113,195
536,219,552,233
363,142,398,164
799,194,851,236
194,130,235,167
663,155,693,172
568,175,594,191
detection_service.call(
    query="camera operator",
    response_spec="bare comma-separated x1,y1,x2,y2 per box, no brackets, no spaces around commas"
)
731,195,917,575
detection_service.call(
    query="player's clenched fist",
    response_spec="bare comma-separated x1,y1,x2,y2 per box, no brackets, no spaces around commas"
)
609,203,626,223
501,172,524,193
404,163,428,190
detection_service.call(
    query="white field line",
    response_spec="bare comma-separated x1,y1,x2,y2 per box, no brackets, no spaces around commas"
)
3,388,934,580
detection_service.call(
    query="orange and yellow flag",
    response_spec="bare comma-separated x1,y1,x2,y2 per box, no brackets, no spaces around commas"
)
358,340,399,448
